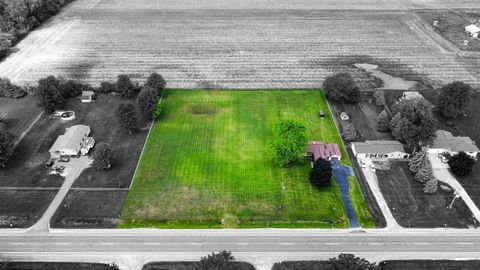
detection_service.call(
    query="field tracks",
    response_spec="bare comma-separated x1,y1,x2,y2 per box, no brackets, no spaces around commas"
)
71,0,102,10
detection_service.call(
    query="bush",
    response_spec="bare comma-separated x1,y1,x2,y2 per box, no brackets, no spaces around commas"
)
438,81,472,119
309,158,332,189
342,123,357,141
200,251,235,270
153,99,162,120
322,73,360,103
268,120,307,167
137,87,159,120
448,151,476,177
93,142,114,170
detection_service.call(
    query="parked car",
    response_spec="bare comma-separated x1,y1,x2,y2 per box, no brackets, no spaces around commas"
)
49,110,66,119
45,159,54,168
340,112,349,120
58,157,70,162
360,160,367,168
54,165,65,172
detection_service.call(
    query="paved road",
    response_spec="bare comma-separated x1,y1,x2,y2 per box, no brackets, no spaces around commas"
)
2,229,480,270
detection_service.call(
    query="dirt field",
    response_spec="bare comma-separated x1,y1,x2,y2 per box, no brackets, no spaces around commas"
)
0,2,479,89
0,189,57,228
377,161,475,228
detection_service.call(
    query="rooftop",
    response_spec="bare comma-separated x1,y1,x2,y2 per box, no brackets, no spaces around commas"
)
50,125,91,152
307,141,341,160
352,140,405,154
432,130,479,153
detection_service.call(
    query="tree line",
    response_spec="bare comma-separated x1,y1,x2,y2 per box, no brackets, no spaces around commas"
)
0,0,76,58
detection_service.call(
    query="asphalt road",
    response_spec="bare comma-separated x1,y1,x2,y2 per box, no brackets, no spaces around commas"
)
2,229,480,269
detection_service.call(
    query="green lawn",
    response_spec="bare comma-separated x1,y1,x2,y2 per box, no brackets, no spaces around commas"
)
119,90,374,228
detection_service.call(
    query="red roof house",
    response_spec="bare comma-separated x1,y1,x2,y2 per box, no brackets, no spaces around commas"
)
306,141,341,161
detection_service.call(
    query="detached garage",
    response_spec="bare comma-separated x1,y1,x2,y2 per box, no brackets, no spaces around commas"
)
49,125,91,158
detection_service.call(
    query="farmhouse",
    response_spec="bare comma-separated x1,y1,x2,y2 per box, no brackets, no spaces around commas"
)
81,91,95,103
306,141,341,161
465,21,480,38
49,125,93,158
429,130,479,159
351,140,409,159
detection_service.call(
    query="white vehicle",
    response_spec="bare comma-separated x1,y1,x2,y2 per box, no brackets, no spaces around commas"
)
340,112,349,121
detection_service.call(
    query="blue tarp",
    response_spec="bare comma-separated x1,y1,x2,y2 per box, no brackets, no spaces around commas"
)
331,159,360,228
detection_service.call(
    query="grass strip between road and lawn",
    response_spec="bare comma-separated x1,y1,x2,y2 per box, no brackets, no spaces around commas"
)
119,89,374,229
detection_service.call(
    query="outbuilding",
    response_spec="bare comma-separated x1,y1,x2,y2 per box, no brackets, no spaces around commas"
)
49,125,92,158
81,91,95,103
351,140,409,159
465,23,480,38
306,141,341,161
399,91,424,101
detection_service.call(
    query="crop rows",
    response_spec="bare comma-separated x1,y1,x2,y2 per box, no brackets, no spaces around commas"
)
0,4,478,89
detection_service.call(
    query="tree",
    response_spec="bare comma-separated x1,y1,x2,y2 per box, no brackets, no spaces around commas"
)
199,250,235,270
0,128,14,167
408,146,428,173
322,73,361,103
36,75,65,113
309,158,332,189
116,74,137,98
391,99,438,146
93,142,113,170
145,72,166,96
414,160,432,184
423,177,438,194
327,254,379,270
115,103,137,134
137,86,159,119
341,123,357,141
97,81,115,93
0,77,26,98
268,120,307,167
376,109,389,132
448,151,476,177
107,262,120,270
0,33,13,58
438,81,472,119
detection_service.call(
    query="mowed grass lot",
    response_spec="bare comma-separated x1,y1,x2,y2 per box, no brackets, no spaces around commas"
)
120,90,373,228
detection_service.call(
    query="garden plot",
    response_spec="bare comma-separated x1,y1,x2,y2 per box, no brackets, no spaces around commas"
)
0,8,479,89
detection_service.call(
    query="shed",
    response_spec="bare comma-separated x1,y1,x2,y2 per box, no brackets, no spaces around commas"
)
400,91,424,101
306,141,341,161
81,91,95,103
49,125,91,158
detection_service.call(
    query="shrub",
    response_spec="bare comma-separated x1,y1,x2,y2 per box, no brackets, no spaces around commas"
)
97,81,116,93
342,123,357,141
153,99,162,120
0,77,26,98
327,254,379,270
200,251,235,270
268,120,307,167
322,73,360,103
448,151,476,177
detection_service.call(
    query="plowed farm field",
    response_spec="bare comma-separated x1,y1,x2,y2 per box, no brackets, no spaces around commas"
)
0,0,479,88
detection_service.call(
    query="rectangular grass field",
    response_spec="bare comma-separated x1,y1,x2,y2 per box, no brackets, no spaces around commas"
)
120,90,373,228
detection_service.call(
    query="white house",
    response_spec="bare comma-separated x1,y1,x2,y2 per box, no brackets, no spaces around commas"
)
429,130,479,159
351,140,410,159
399,91,424,101
465,23,480,38
49,125,92,158
81,91,95,103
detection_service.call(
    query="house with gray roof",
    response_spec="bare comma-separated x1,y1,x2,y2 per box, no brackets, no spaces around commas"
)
49,125,93,158
429,130,479,159
351,140,409,159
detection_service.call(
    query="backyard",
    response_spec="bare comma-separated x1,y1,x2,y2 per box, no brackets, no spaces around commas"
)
120,90,374,228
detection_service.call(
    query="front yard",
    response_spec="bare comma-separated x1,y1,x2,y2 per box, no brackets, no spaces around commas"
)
120,90,374,228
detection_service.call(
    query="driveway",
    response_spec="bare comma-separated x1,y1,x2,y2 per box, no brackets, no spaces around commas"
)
428,153,480,224
358,158,402,230
331,159,359,228
28,156,91,232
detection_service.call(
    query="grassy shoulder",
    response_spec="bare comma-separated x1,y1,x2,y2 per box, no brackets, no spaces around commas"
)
348,176,376,228
120,89,371,228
